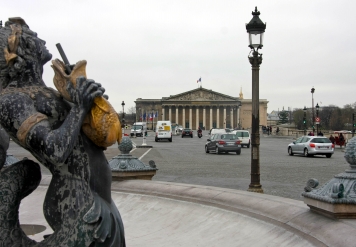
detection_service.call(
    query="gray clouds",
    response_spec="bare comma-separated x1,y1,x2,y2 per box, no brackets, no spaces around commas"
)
3,0,356,112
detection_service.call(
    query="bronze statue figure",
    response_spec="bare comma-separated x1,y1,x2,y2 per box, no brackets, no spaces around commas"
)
0,17,125,246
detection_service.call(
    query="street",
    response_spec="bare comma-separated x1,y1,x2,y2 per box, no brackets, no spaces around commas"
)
130,131,349,201
8,131,349,201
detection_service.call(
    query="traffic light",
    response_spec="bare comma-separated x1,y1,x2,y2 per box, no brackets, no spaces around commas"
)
354,123,356,127
303,118,306,124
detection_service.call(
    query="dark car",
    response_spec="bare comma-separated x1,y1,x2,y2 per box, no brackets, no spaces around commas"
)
288,136,334,158
205,133,241,155
182,128,193,138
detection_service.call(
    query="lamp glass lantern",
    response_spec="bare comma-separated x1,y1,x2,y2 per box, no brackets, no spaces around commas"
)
246,7,266,50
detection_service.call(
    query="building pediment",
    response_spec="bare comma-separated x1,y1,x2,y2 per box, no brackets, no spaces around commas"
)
164,88,237,101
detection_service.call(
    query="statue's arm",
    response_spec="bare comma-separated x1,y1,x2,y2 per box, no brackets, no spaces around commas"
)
0,77,103,164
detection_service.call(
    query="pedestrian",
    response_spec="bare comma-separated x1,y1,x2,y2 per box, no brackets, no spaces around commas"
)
339,133,345,147
329,135,335,144
317,131,323,136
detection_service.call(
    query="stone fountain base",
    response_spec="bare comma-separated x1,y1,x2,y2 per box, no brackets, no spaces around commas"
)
302,136,356,219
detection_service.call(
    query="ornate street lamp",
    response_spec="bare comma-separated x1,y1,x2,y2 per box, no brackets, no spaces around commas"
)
246,6,266,193
121,101,125,127
303,106,307,135
311,87,315,134
316,103,320,134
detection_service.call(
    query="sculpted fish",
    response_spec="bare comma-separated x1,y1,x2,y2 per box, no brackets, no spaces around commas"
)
51,59,122,147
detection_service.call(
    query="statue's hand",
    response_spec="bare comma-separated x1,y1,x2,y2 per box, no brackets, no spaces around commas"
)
66,76,103,110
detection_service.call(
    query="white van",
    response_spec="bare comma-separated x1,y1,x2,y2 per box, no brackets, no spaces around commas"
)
130,122,147,137
155,121,172,142
232,130,251,148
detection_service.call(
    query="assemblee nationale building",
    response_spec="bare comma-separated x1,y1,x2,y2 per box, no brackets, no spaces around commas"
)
135,86,268,130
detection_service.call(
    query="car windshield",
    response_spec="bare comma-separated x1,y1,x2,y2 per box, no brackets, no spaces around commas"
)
132,125,142,130
235,132,249,137
310,138,332,143
220,134,237,140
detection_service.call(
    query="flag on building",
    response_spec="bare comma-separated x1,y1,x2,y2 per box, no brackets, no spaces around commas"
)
143,112,146,121
197,77,201,83
149,113,153,121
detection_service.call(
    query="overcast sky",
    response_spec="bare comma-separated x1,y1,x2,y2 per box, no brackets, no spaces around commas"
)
3,1,356,113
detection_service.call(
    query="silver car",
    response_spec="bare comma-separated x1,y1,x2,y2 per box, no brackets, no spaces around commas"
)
288,136,334,158
205,133,241,155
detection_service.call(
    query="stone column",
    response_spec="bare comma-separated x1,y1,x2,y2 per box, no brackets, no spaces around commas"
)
176,106,179,125
230,107,234,129
223,106,226,128
169,106,172,122
237,105,240,128
210,107,213,129
217,106,220,128
203,107,206,130
162,106,165,120
182,106,185,128
189,107,192,129
196,107,199,130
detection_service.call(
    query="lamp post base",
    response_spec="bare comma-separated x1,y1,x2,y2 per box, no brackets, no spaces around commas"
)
247,186,264,193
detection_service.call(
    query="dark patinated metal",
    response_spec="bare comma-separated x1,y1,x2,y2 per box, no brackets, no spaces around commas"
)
0,17,125,245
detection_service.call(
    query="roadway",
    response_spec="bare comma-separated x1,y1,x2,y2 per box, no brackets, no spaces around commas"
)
124,131,349,201
8,130,349,201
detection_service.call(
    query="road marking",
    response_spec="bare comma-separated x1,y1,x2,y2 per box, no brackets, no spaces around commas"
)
139,148,152,160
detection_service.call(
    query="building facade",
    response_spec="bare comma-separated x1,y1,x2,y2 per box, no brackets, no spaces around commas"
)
135,87,268,130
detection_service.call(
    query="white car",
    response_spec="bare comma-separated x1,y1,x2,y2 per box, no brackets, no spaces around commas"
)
232,130,251,148
288,136,334,158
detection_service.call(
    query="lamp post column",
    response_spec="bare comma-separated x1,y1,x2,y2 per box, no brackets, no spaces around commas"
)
303,106,307,135
316,103,319,134
121,101,125,137
248,50,263,193
311,87,315,134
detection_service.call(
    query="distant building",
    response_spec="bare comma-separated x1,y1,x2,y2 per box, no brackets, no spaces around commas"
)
135,87,268,130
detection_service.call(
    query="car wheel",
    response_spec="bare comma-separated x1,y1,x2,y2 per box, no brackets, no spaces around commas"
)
215,147,220,154
236,149,241,155
326,154,332,158
205,146,209,153
303,148,309,157
288,147,294,156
